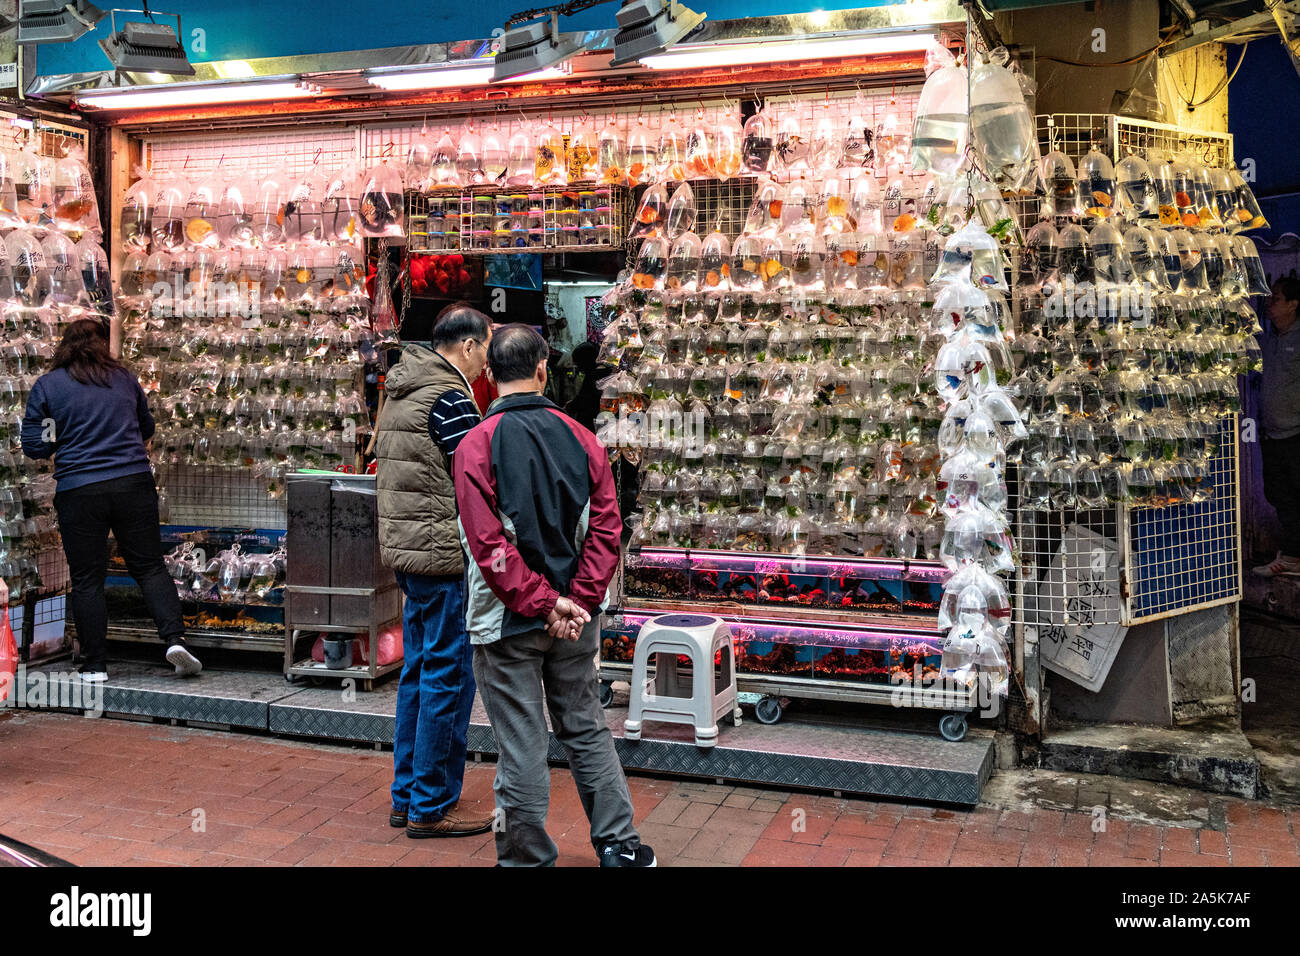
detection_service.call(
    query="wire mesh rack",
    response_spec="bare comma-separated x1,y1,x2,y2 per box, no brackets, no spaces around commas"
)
142,126,359,181
406,183,630,255
155,463,289,532
1125,416,1240,622
1037,113,1234,167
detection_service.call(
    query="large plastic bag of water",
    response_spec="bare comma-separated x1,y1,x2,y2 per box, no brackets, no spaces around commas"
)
969,49,1039,193
911,43,969,177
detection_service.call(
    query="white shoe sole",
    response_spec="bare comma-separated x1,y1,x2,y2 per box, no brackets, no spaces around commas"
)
166,645,203,676
79,672,108,683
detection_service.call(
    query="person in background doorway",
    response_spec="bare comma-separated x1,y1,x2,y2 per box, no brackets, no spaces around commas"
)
564,341,603,434
455,324,654,867
1255,276,1300,576
374,304,494,838
20,319,202,682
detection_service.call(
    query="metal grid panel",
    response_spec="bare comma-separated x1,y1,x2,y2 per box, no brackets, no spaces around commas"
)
156,463,288,531
143,126,358,180
1012,115,1242,631
1126,416,1240,621
409,183,629,255
1036,113,1233,167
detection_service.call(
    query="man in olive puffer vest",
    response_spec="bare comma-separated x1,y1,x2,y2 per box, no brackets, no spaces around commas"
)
375,304,493,838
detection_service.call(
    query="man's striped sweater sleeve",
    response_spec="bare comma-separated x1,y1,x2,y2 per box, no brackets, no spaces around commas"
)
427,388,480,459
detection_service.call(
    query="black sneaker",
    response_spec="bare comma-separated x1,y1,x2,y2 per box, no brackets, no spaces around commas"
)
599,842,657,867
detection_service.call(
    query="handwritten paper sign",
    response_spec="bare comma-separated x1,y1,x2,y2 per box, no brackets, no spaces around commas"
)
1034,525,1127,692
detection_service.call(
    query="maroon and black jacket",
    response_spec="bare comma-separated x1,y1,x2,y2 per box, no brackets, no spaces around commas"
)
453,392,621,645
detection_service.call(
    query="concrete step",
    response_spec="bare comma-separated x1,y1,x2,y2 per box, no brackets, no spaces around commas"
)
26,659,995,806
1040,719,1260,800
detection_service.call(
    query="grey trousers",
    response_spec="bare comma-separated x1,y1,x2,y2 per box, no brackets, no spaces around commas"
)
472,617,640,866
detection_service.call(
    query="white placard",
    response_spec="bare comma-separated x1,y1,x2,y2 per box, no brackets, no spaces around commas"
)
0,64,16,89
1035,525,1127,692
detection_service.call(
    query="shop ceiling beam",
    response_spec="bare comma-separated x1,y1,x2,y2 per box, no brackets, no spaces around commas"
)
80,51,931,130
1159,4,1298,56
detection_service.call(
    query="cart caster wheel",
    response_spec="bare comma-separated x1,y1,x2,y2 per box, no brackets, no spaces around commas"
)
939,713,968,742
754,696,783,725
599,681,615,708
308,675,328,687
284,673,302,684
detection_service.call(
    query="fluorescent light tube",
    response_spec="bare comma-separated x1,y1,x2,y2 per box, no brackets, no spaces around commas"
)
641,32,932,70
368,66,496,90
76,80,316,110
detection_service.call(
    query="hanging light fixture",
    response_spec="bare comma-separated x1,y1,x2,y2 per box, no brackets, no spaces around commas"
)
16,0,106,45
98,7,194,76
610,0,705,66
492,11,584,82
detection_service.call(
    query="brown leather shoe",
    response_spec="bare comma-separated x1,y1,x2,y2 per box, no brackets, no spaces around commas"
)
405,803,494,838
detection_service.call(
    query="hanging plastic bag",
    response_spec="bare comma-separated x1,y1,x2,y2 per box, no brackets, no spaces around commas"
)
1078,148,1117,220
151,170,188,251
0,149,22,231
405,128,436,194
456,124,485,186
321,165,359,243
481,124,509,184
657,115,688,182
429,128,460,190
741,107,774,175
626,115,656,185
774,108,811,173
1231,235,1270,295
969,49,1039,192
632,236,669,290
52,146,101,236
742,178,786,237
664,181,698,238
837,93,874,170
666,231,701,292
699,230,731,291
120,165,156,252
930,219,1008,291
534,120,567,186
597,116,627,185
566,124,598,182
505,126,534,186
1041,149,1082,221
628,182,668,239
1227,165,1268,232
1115,154,1158,224
77,236,114,316
0,608,16,705
357,162,405,238
711,114,743,179
911,42,969,177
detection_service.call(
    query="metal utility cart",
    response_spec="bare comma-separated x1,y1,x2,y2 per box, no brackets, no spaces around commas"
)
600,548,979,740
282,472,403,691
283,582,402,691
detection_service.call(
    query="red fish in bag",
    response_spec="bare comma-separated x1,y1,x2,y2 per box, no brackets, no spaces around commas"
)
0,609,17,704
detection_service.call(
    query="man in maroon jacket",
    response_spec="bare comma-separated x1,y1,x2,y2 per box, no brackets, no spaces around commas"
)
454,324,654,868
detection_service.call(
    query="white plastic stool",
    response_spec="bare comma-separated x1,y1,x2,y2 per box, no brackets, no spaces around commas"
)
624,613,742,748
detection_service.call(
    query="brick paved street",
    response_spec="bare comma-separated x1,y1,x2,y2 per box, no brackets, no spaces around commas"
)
2,711,1297,867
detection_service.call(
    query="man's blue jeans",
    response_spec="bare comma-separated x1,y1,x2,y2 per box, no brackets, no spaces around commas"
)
391,570,475,824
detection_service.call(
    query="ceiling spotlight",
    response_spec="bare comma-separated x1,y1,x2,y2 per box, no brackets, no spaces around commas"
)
99,10,194,76
492,11,584,82
610,0,705,66
16,0,106,45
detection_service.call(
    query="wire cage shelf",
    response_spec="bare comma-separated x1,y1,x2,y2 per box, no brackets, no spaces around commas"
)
1009,114,1242,641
